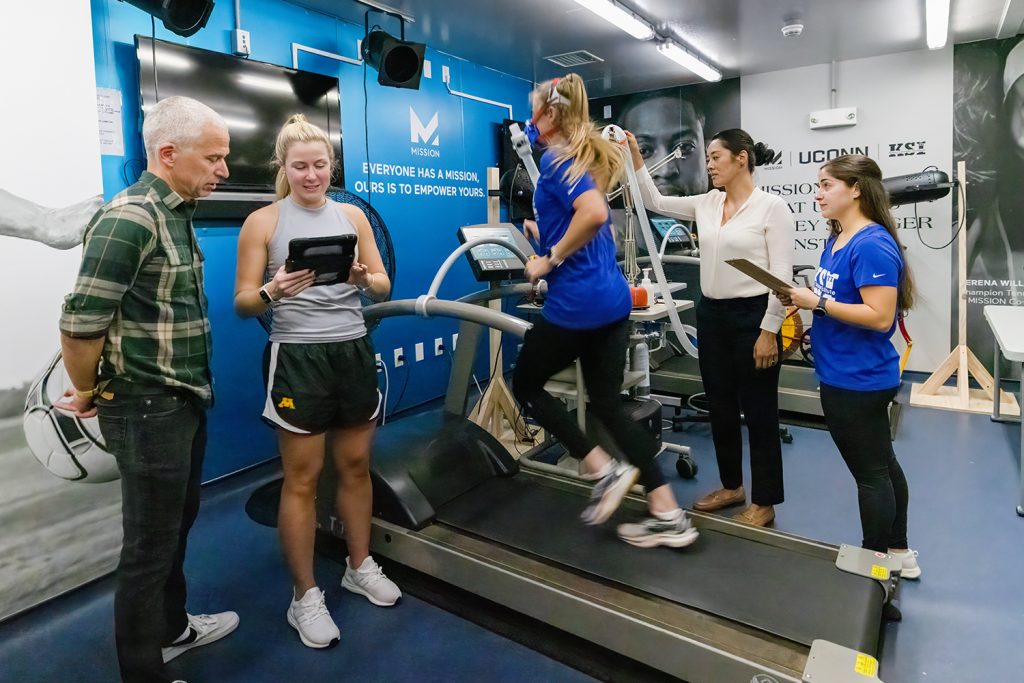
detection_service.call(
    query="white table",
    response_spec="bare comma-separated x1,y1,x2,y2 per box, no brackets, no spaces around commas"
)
984,305,1024,516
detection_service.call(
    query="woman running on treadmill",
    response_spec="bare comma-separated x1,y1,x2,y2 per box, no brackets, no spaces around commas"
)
234,115,401,649
625,128,794,528
512,74,698,549
777,154,920,579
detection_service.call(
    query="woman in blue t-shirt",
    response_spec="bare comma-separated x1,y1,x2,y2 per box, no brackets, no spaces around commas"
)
511,74,697,549
779,155,920,578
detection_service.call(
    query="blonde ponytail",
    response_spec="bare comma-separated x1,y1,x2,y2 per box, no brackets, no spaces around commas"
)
530,74,624,193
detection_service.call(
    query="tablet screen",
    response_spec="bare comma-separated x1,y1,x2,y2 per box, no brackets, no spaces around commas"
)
286,234,357,287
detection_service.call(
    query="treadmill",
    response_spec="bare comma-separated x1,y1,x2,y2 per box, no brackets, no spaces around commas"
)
314,227,900,683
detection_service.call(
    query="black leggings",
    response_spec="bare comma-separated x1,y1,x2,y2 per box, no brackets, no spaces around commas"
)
512,316,667,492
819,382,909,552
696,295,784,505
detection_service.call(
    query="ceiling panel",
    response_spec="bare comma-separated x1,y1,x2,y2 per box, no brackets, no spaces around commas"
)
291,0,1022,95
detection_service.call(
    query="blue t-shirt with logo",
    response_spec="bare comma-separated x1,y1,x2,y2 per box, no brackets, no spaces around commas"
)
533,149,631,329
812,224,903,391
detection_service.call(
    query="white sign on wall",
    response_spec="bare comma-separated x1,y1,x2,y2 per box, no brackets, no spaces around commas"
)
742,48,954,372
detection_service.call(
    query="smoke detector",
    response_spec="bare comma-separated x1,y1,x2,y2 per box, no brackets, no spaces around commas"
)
782,22,804,38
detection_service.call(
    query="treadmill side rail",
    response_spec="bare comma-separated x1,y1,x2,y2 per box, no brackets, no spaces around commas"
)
835,544,902,585
802,639,884,683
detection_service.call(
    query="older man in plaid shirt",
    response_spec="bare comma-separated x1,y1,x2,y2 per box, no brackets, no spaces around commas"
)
59,96,236,683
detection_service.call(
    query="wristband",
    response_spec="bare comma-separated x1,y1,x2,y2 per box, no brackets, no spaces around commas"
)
75,385,100,399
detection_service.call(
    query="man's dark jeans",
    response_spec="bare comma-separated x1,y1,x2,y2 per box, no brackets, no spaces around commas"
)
97,384,206,683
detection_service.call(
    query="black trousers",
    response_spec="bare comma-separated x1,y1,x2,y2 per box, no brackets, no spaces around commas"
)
696,294,784,505
97,384,206,683
513,316,667,492
819,382,909,552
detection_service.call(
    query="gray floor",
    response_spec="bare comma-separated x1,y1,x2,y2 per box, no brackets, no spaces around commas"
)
0,374,1020,682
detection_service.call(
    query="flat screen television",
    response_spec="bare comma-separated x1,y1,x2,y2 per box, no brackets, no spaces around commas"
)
137,36,343,192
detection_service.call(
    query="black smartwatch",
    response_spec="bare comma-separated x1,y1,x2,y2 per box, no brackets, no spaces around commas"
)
812,295,829,318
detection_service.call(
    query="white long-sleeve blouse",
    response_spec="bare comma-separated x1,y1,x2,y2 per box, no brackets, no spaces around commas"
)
636,167,795,332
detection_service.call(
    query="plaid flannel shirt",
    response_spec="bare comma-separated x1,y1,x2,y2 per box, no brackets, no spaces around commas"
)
59,172,213,406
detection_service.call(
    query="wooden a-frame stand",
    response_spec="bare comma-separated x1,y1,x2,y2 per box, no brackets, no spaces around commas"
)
469,167,538,451
910,160,1020,415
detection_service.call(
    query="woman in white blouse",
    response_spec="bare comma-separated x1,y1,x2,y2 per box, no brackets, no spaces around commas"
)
626,128,795,527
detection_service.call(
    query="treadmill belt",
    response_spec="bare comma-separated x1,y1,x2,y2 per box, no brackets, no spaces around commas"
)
438,476,884,654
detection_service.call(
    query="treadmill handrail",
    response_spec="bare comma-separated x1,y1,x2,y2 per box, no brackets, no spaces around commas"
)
426,237,532,300
364,298,532,338
456,282,536,305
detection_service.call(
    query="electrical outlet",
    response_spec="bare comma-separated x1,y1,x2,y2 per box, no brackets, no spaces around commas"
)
414,342,425,362
232,29,251,56
422,59,432,79
452,333,459,350
375,352,382,367
442,64,450,84
434,337,444,356
393,347,404,367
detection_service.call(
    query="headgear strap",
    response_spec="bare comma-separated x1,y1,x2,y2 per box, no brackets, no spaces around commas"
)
546,78,570,106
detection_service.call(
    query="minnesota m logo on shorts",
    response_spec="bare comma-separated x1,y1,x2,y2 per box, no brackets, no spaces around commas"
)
277,397,296,409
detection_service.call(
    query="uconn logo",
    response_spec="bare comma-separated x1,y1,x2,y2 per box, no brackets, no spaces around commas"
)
798,146,871,164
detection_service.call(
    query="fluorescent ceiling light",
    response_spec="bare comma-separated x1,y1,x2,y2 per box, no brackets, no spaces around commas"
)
574,0,655,41
926,0,950,50
237,74,294,94
657,41,721,82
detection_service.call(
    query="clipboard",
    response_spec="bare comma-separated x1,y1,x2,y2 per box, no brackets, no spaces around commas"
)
725,258,792,293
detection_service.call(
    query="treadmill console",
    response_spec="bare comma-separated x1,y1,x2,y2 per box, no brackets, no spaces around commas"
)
457,223,536,282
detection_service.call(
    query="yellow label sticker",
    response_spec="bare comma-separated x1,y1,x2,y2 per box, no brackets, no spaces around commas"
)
278,397,295,409
870,564,890,580
854,653,878,676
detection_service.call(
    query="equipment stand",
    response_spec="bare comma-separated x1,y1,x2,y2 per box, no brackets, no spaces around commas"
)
470,167,538,452
910,161,1020,416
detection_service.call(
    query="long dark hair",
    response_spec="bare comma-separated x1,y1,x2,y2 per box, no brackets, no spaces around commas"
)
710,128,776,173
821,154,915,312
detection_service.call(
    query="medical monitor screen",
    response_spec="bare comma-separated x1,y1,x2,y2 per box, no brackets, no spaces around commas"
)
137,36,343,192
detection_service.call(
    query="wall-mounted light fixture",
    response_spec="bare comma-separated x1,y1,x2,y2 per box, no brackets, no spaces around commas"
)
119,0,214,37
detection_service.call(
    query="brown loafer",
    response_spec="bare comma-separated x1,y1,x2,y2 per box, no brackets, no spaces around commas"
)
734,504,775,527
692,487,746,512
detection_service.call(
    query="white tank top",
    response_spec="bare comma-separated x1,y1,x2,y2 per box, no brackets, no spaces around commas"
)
266,196,367,343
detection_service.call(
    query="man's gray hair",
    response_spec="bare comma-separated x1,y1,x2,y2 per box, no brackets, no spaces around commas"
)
142,96,227,159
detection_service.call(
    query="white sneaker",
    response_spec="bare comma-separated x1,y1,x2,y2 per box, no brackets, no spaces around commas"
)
287,586,340,649
580,462,639,526
890,549,921,580
342,556,401,606
617,510,700,549
161,611,240,663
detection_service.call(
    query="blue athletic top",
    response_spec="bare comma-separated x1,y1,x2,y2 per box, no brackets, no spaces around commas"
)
811,224,903,391
533,150,631,329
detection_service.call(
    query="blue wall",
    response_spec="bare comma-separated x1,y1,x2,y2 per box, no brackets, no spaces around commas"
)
90,0,531,479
